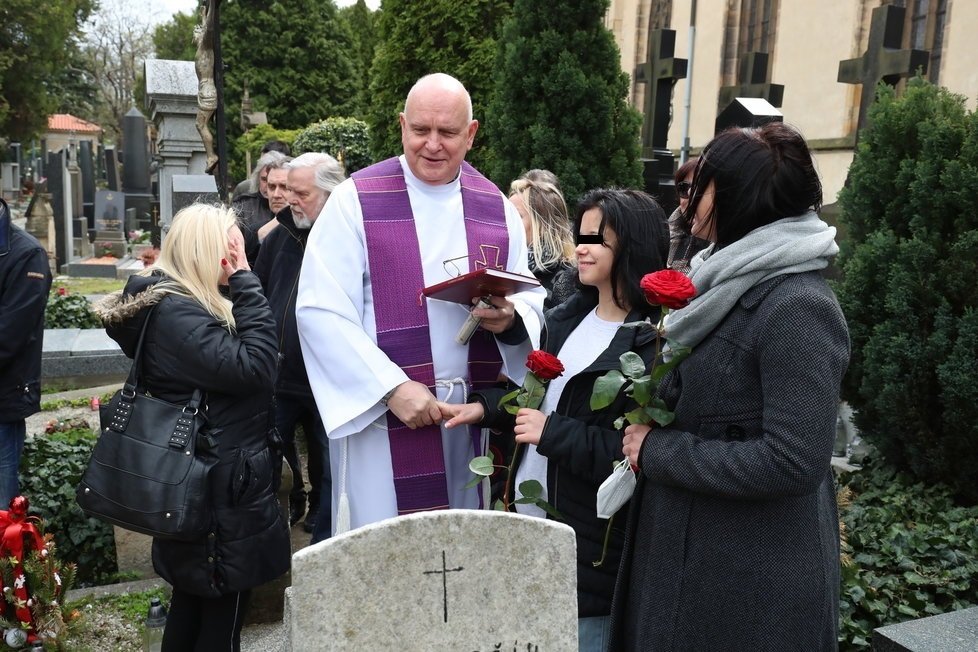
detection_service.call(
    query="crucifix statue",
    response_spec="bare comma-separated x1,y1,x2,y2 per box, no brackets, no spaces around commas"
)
838,4,929,134
194,0,229,200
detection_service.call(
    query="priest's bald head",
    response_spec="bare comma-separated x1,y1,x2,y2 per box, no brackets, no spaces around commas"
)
399,73,479,186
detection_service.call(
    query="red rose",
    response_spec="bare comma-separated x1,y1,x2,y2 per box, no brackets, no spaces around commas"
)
57,287,67,296
526,350,564,381
640,270,696,309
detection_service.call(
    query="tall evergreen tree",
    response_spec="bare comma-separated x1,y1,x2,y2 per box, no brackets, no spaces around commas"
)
837,79,978,503
484,0,642,204
366,0,512,171
153,10,198,62
338,0,378,120
0,0,95,142
221,0,359,131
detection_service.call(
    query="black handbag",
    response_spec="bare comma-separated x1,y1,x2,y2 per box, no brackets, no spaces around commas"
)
77,306,217,540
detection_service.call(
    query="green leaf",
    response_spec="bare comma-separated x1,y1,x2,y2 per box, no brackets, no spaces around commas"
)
536,499,563,520
493,499,506,511
631,376,653,405
591,370,627,410
468,455,495,477
623,408,650,426
652,346,690,382
503,404,519,415
619,351,646,379
647,407,675,427
517,479,543,499
522,373,543,395
497,389,520,409
613,416,625,429
464,475,483,489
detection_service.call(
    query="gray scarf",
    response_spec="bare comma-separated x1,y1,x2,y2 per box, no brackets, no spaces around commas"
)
663,210,839,350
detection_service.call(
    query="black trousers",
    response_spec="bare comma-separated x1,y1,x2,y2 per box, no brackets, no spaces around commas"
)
162,588,251,652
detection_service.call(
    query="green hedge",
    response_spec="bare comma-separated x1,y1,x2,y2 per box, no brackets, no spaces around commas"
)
839,460,978,649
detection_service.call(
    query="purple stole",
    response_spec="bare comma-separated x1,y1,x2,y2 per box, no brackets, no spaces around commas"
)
352,157,508,515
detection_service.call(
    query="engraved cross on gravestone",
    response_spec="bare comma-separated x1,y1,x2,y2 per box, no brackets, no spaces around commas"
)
421,550,464,623
717,51,784,114
838,4,929,133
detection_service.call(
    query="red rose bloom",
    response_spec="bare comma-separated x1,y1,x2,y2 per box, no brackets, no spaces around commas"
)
640,270,696,309
57,287,67,296
526,350,564,381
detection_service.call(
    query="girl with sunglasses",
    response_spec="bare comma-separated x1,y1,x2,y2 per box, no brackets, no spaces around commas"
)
441,188,669,652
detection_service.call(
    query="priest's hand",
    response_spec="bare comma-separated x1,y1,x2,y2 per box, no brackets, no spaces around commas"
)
623,423,652,470
386,381,443,429
513,408,546,446
439,401,485,429
471,295,516,333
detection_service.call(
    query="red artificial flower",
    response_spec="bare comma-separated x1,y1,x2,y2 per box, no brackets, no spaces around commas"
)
640,269,696,309
526,350,564,381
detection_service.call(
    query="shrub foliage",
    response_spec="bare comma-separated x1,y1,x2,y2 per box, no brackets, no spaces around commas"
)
293,117,372,174
45,290,101,329
836,79,978,503
20,428,117,586
838,461,978,649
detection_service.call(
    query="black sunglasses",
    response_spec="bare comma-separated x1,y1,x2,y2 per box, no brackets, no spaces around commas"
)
676,181,692,199
576,233,604,245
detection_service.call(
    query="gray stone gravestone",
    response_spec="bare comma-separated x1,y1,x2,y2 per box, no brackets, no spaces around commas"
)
715,97,783,134
93,190,128,258
873,606,978,652
47,150,72,271
171,174,219,218
284,510,578,651
146,59,212,228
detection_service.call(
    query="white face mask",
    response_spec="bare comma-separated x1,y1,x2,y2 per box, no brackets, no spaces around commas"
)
595,458,636,519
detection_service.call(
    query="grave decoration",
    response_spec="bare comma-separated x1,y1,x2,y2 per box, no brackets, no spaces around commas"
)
0,497,77,649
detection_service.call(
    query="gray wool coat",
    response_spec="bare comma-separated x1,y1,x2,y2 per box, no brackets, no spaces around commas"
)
608,271,850,652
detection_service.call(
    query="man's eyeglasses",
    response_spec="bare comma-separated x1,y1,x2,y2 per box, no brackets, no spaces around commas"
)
676,181,692,199
576,233,604,245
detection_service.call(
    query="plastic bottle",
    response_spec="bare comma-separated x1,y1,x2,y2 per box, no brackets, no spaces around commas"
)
143,597,167,652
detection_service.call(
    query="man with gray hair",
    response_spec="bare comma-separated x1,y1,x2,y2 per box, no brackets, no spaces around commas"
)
254,151,345,541
234,149,289,265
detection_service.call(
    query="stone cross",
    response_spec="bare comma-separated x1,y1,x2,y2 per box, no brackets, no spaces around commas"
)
838,4,929,132
717,51,784,114
634,29,687,158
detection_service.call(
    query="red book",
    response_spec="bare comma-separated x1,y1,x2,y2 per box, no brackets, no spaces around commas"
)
423,268,541,305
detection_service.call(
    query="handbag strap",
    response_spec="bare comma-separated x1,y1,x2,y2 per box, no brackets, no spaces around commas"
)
108,303,204,437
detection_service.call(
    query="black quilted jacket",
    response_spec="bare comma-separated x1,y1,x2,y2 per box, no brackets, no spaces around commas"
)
99,271,290,597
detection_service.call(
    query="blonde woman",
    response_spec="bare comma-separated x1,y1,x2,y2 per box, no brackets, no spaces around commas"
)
97,203,289,652
509,172,577,309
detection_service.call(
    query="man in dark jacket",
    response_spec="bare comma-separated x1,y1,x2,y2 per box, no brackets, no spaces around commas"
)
254,152,345,542
0,197,52,506
234,149,289,266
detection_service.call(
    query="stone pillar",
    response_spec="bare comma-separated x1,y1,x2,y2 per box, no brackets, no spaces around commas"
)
25,193,57,276
145,59,211,231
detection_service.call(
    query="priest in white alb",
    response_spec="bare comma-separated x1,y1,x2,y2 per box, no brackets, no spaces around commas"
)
296,73,546,533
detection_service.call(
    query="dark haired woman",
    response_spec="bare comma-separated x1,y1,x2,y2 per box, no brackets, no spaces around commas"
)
667,156,708,274
441,188,670,652
610,123,849,651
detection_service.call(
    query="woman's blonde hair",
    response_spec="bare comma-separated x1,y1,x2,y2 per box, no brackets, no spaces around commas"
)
143,203,237,328
509,177,575,270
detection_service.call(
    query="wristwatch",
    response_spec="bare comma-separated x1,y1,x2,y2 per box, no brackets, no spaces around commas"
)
380,387,397,407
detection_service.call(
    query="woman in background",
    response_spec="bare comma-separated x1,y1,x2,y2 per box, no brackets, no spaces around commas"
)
98,204,290,652
509,171,577,309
